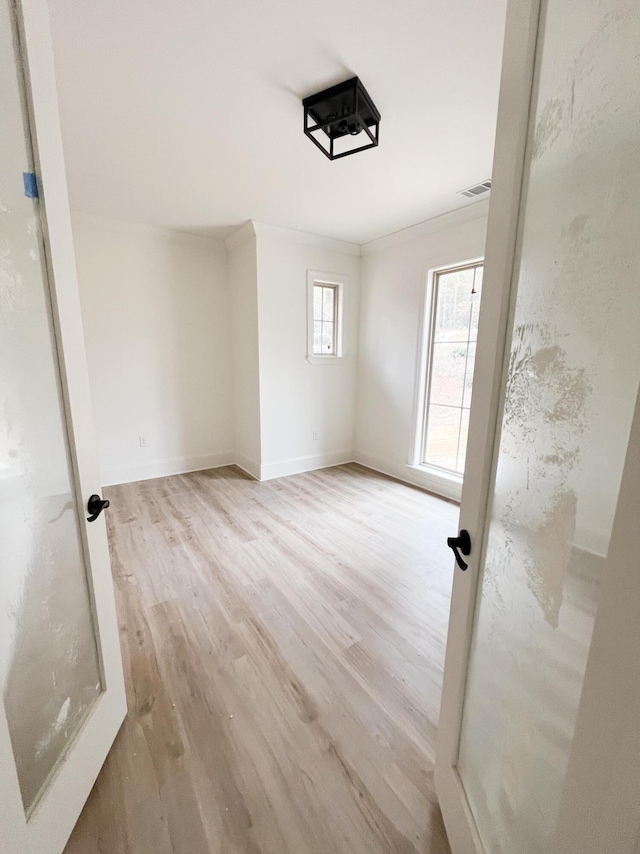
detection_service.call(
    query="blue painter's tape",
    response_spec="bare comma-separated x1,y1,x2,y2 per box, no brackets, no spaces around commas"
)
23,172,38,199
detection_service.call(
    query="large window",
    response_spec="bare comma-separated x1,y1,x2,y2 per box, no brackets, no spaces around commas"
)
306,271,345,363
420,261,483,475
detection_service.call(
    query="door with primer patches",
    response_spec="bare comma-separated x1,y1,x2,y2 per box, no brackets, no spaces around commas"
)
0,1,125,852
436,0,640,852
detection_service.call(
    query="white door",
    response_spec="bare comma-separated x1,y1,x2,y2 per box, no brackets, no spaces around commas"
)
0,1,126,852
436,0,640,852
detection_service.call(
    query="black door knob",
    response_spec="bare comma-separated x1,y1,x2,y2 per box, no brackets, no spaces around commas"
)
87,494,110,522
447,529,471,571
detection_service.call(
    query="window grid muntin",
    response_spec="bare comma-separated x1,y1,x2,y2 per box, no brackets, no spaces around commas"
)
313,283,338,355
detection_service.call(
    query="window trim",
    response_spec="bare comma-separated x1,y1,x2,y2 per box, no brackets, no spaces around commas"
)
412,257,484,485
306,270,347,364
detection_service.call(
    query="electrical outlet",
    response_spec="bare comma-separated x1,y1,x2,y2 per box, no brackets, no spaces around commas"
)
312,431,319,441
139,436,148,448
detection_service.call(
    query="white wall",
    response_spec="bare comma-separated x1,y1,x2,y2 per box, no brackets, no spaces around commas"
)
73,205,490,490
72,213,234,485
254,224,361,480
354,202,489,496
228,230,261,478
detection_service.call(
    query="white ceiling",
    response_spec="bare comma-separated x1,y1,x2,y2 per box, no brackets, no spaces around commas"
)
49,0,507,245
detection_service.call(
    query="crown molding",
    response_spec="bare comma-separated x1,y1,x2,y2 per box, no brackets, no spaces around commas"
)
70,211,226,250
252,221,361,256
224,220,257,251
226,220,360,256
360,198,490,256
74,203,489,258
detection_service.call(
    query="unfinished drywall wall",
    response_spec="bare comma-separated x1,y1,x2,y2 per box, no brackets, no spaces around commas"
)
254,224,361,479
354,203,489,496
72,214,234,484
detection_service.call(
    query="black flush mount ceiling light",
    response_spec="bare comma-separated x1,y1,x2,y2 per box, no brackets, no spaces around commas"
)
303,77,381,161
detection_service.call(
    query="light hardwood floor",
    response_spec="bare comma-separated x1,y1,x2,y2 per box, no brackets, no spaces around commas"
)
65,463,458,854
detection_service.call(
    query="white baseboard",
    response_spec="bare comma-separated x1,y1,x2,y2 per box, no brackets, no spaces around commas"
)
234,454,261,480
353,450,461,502
100,452,235,487
101,448,449,495
259,450,353,481
100,450,348,486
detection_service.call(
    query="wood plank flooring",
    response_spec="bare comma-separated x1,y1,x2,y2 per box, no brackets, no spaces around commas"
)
64,463,458,854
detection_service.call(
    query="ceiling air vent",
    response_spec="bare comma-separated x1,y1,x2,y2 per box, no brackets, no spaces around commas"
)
459,179,492,198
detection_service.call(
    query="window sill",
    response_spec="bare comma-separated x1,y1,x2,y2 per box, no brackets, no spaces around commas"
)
406,464,462,502
306,355,349,366
410,463,462,482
